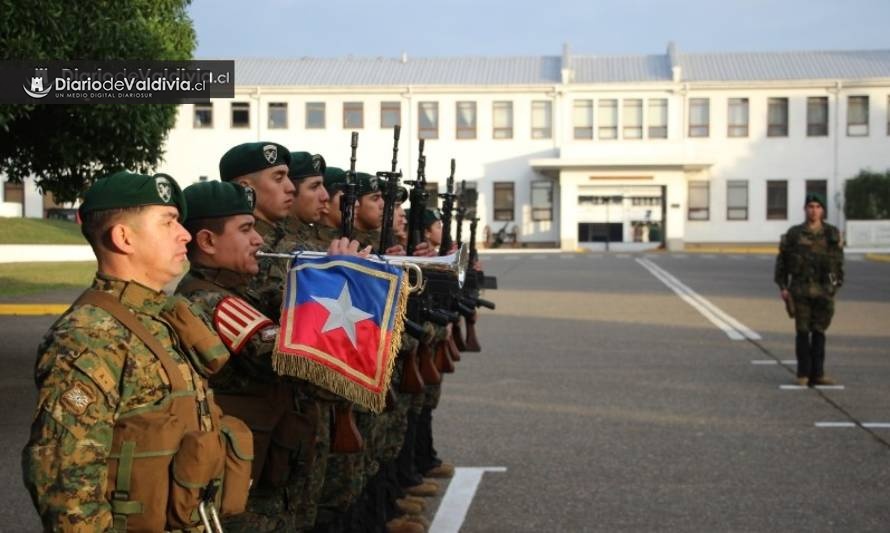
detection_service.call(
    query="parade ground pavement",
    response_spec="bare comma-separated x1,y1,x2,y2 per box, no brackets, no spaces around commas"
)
1,252,888,532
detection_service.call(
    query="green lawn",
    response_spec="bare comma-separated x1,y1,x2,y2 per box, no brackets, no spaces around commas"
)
0,218,85,244
0,261,96,297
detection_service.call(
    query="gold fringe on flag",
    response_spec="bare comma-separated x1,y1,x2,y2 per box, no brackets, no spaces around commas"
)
273,273,410,414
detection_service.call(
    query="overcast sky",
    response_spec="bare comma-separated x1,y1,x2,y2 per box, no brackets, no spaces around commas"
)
189,0,890,59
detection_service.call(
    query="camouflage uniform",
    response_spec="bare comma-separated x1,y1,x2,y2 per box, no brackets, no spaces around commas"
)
178,266,317,532
22,275,220,532
249,217,287,319
775,222,844,380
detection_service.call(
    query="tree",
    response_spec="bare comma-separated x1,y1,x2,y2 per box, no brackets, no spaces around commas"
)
844,170,890,220
0,0,196,203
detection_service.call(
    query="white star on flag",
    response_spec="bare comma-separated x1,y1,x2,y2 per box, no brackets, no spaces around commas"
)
312,282,374,349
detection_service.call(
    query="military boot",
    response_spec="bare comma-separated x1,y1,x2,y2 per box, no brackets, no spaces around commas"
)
396,497,424,516
386,517,425,533
404,481,439,497
424,463,454,478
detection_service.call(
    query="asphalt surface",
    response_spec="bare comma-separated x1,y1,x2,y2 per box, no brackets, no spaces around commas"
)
1,253,888,532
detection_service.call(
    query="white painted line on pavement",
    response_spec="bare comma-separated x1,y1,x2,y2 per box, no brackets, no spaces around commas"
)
751,359,797,365
815,422,890,429
637,258,761,341
780,384,845,390
642,259,761,340
430,467,507,533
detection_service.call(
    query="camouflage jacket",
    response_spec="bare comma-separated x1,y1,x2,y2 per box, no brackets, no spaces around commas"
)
775,222,845,297
281,217,337,253
22,275,215,532
177,266,279,394
352,228,381,253
248,217,286,319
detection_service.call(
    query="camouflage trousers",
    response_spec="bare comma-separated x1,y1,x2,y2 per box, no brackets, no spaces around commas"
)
792,293,835,333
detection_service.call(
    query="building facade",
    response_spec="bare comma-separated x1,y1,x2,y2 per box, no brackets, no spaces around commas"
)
5,44,890,249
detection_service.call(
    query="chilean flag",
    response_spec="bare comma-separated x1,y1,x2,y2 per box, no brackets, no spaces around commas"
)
273,255,408,413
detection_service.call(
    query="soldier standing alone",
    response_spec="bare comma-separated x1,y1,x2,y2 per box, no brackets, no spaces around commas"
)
775,193,845,386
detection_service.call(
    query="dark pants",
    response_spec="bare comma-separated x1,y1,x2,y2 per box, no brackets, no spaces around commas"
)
795,330,826,380
414,406,441,475
396,410,424,488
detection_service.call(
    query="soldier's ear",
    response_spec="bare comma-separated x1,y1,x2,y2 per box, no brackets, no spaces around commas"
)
194,228,218,255
107,222,137,255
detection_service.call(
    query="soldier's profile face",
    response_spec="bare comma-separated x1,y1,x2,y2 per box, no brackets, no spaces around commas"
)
292,175,329,223
356,192,384,230
805,201,825,222
128,205,191,289
394,204,407,237
426,220,443,247
213,214,263,275
249,164,294,222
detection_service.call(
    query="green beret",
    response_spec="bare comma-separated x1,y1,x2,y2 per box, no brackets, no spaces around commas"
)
79,171,186,219
219,142,291,181
804,193,826,209
183,181,256,223
423,208,441,229
356,172,381,196
324,166,347,194
289,152,326,181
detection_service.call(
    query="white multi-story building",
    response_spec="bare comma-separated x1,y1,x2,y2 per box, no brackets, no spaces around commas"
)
6,44,890,250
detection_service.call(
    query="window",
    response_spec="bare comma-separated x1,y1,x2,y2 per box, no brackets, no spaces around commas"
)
531,101,552,139
231,102,250,128
193,103,213,128
807,97,829,136
418,102,438,139
493,182,514,221
493,101,513,139
727,98,749,137
381,101,401,128
631,197,662,206
573,99,593,139
689,98,709,137
456,101,477,139
598,99,617,139
531,181,553,221
268,102,287,129
343,102,363,129
648,99,667,138
623,99,643,139
767,97,789,137
306,102,325,129
767,180,788,220
806,179,828,216
726,180,748,220
847,95,869,136
688,181,710,220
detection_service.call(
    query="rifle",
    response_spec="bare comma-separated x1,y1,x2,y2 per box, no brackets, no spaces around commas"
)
438,159,456,256
405,139,427,255
455,180,466,248
332,131,363,453
378,125,402,252
340,132,359,240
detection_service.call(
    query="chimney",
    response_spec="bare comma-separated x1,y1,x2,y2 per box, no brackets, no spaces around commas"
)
667,41,681,82
560,42,573,84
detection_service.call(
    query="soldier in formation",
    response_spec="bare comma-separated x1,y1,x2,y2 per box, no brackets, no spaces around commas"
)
23,136,491,533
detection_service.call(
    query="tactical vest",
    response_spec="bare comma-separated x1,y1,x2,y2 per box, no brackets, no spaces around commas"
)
75,290,253,532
